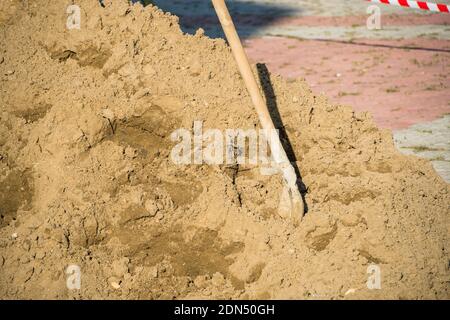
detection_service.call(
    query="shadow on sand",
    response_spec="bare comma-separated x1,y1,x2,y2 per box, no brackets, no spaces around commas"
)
257,63,308,213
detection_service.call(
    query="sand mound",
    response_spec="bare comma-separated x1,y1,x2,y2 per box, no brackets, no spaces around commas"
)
0,0,448,299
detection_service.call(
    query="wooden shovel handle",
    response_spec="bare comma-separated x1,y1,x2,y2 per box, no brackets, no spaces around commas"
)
211,0,304,220
211,0,275,131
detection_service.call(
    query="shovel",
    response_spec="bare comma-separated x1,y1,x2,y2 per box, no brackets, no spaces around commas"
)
211,0,304,222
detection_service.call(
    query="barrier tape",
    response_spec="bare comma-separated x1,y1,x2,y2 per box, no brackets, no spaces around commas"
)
367,0,450,13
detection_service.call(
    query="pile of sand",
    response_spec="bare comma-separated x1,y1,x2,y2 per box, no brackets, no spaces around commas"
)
0,0,448,299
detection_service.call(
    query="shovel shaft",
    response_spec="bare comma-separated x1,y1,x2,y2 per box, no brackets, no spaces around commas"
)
212,0,273,131
211,0,304,219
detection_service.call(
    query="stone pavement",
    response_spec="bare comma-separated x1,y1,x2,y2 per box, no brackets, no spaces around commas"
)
394,115,450,183
149,0,450,182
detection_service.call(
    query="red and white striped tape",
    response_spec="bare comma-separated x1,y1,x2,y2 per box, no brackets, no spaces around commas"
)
367,0,450,13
